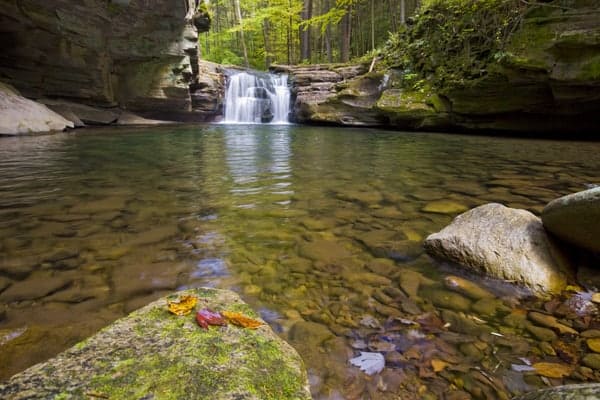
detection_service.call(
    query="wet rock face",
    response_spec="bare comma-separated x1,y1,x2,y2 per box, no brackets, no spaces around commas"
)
0,288,311,400
0,0,200,118
542,187,600,254
271,63,373,125
424,203,574,296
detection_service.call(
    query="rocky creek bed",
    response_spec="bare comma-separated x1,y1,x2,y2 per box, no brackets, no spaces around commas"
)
1,125,600,399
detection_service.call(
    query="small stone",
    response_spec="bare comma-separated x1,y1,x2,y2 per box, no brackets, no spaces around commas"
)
582,329,600,338
528,311,578,335
0,272,72,302
441,310,491,336
443,275,494,300
374,302,401,317
459,342,484,361
539,341,556,356
587,338,600,353
298,239,353,263
243,284,262,296
421,288,471,312
526,324,558,342
0,276,11,293
422,200,468,214
471,298,507,316
0,256,39,279
582,353,600,370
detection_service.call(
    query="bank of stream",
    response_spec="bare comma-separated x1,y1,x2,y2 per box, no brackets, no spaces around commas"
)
1,125,600,398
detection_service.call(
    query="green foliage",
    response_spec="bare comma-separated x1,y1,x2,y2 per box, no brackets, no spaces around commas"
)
383,0,528,89
205,48,244,66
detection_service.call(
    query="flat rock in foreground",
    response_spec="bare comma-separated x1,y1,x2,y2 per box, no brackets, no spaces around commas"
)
0,288,311,400
424,203,573,296
542,187,600,254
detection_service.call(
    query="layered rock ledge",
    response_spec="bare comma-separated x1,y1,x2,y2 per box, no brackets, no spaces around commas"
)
0,0,206,122
0,288,311,400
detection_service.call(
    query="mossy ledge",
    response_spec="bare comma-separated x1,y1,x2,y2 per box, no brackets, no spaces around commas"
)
0,288,311,400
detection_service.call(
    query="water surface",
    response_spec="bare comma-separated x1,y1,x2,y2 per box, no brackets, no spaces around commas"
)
1,125,599,398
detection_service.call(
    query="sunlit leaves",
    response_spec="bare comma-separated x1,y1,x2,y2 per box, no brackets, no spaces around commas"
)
532,362,573,378
222,311,264,329
167,295,198,316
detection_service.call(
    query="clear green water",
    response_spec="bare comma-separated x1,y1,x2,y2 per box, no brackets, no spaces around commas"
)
1,125,599,398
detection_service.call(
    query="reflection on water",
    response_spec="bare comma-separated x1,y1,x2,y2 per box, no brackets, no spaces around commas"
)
1,125,600,398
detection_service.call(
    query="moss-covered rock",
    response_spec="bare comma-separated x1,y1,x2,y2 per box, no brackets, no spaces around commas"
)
288,1,600,135
0,288,311,400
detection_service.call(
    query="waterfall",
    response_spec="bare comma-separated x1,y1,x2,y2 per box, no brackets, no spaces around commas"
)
223,71,291,124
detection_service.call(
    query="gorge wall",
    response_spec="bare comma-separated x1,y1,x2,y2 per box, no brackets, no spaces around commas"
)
0,0,216,121
281,2,600,135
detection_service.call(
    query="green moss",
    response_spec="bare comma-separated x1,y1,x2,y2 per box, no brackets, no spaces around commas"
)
505,21,555,65
74,288,309,400
578,55,600,80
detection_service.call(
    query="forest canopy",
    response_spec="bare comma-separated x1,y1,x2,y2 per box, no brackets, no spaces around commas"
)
200,0,554,92
199,0,421,69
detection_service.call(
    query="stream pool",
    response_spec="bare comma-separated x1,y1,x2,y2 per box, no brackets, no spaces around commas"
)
1,125,600,398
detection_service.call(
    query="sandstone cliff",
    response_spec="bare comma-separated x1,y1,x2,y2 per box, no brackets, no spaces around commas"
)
0,0,211,120
285,1,600,135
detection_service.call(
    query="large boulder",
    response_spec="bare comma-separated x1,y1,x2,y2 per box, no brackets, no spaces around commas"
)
542,187,600,253
0,82,73,134
424,203,573,296
0,288,311,400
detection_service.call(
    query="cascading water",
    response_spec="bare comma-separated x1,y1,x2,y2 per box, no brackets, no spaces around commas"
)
223,71,291,124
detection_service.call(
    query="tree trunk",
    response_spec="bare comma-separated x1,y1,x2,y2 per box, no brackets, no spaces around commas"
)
340,6,351,62
371,0,375,51
263,18,272,68
300,0,313,62
233,0,249,67
400,0,406,25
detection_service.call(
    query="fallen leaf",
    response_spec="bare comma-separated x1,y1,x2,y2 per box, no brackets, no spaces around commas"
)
350,352,385,375
167,295,198,316
431,359,449,372
553,340,579,364
511,364,535,372
222,310,263,329
532,362,573,378
196,309,227,329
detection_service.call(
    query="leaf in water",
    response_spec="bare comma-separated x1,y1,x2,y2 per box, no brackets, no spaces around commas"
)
350,339,368,350
222,311,263,329
349,352,385,375
196,309,227,330
431,359,449,372
554,340,579,364
360,314,381,329
368,339,396,352
511,364,536,372
532,362,573,378
167,295,198,316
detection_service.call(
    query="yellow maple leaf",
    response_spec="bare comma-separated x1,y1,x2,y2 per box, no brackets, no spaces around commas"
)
222,311,263,329
167,295,198,316
533,362,573,378
431,359,449,372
